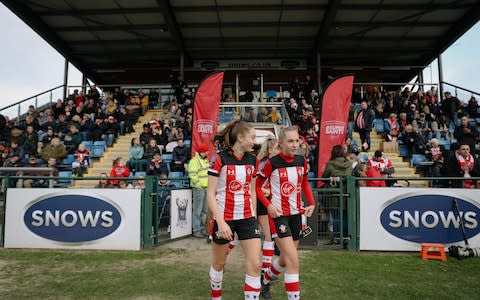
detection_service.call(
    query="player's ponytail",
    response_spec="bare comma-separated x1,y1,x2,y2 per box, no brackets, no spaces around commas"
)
214,120,252,151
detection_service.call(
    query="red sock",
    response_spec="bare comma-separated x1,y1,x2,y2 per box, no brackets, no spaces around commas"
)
263,258,284,285
210,266,223,300
261,241,275,274
243,274,260,299
284,273,300,299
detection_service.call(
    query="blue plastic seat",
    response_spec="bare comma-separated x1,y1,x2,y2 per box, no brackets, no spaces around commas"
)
411,154,427,167
374,118,385,133
82,140,94,152
55,171,72,187
162,153,173,163
399,144,411,158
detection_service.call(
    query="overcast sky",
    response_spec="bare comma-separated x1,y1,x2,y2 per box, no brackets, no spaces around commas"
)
0,2,479,114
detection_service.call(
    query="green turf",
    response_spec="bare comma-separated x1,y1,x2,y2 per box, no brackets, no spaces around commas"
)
0,248,479,299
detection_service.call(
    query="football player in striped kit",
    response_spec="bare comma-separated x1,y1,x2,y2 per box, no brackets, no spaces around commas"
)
256,127,316,299
208,120,262,300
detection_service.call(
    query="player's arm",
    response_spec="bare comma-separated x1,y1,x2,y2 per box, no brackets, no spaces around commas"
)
207,175,233,240
251,178,257,216
302,162,316,217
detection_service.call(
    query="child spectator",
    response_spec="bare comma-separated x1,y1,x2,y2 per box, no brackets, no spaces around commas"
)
109,157,130,186
147,153,169,176
72,143,90,177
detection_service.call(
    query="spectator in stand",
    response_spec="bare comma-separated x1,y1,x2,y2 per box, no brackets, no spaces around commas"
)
354,101,374,151
139,124,152,146
102,115,119,147
322,145,353,185
133,175,146,189
365,164,387,187
144,138,161,161
84,98,97,115
109,157,130,186
79,114,94,140
9,139,25,161
74,91,86,107
41,114,57,132
406,104,417,124
466,96,480,118
16,156,43,188
257,107,270,122
243,107,256,122
22,125,38,157
116,107,135,135
441,91,461,128
454,115,478,155
171,138,189,173
72,143,90,177
118,180,133,189
52,99,65,119
0,141,9,166
444,143,480,188
431,115,450,141
149,88,160,108
398,112,408,133
384,113,400,142
95,172,114,188
87,84,100,102
426,138,445,178
40,137,67,162
268,106,282,124
415,112,431,140
168,126,183,143
127,138,145,172
344,137,359,155
90,118,105,141
64,124,82,154
42,127,56,145
147,152,169,176
54,114,69,138
368,150,396,186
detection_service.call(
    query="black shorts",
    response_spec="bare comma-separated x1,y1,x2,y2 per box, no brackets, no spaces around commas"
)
273,215,302,241
212,217,261,245
257,199,268,216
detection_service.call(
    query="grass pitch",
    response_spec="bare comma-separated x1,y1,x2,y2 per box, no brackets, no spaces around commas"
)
1,242,479,299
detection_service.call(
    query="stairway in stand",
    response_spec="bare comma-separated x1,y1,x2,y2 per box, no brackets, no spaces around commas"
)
352,131,428,187
74,109,163,188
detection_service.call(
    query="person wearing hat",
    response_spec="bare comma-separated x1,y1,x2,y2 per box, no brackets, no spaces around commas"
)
188,144,210,238
367,150,396,186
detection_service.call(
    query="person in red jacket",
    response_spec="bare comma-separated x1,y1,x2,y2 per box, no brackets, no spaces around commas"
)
109,157,130,186
256,127,316,299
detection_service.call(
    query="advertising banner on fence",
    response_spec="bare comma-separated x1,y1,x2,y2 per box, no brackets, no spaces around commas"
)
192,72,224,159
360,188,480,251
317,75,354,181
4,189,141,250
170,189,193,239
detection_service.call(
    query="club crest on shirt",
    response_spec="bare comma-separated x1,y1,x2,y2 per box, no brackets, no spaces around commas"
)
246,166,252,176
297,168,304,177
280,181,296,197
279,224,287,233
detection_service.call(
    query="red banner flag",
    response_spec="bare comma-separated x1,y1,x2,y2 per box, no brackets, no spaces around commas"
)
192,72,224,159
317,75,354,180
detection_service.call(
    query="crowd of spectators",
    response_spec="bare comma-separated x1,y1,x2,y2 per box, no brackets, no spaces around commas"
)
1,74,479,190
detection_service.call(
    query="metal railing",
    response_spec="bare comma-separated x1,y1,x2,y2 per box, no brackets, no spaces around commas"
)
441,81,480,101
218,102,291,127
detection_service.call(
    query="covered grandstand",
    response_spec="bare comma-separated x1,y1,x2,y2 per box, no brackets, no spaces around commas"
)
1,0,480,251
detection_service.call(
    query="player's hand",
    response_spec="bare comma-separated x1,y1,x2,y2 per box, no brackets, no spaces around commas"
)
217,220,233,241
304,205,315,217
267,204,282,218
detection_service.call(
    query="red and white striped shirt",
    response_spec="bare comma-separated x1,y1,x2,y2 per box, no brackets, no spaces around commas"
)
208,150,258,221
258,153,314,216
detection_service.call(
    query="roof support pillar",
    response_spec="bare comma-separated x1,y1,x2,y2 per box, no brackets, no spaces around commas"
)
317,52,323,95
63,59,69,101
81,73,88,94
180,52,185,81
437,54,444,100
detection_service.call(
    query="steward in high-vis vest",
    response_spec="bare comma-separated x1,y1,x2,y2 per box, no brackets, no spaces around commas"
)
188,144,210,237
